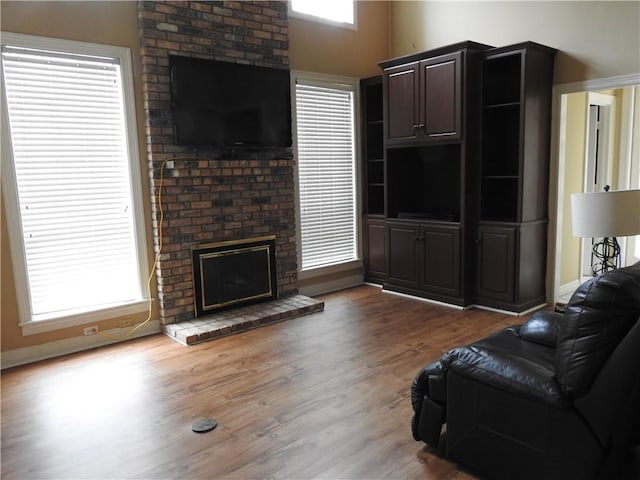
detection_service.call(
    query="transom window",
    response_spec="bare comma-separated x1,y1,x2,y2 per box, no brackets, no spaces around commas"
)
289,0,356,28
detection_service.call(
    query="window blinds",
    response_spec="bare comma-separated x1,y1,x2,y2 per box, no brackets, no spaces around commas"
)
2,46,143,320
295,81,357,270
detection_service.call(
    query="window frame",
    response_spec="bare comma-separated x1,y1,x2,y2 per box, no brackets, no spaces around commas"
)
288,0,357,31
1,32,149,336
291,70,362,281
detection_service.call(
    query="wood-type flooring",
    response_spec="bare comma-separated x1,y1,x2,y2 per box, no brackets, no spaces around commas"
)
1,285,522,479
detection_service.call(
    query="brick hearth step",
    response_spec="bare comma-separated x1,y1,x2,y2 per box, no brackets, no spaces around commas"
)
164,295,324,346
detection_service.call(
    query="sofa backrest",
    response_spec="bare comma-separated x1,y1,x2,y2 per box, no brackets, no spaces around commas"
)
555,262,640,399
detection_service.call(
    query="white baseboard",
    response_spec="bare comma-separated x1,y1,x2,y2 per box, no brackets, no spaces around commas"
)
558,279,580,303
472,303,547,317
382,289,466,310
559,279,580,297
1,320,162,370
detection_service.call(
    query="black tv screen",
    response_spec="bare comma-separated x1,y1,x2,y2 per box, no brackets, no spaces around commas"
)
169,55,292,148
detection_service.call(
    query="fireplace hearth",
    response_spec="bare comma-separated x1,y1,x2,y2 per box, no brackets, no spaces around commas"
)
164,294,324,346
192,236,277,317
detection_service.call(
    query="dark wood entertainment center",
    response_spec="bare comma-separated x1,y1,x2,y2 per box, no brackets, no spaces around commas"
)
361,41,556,313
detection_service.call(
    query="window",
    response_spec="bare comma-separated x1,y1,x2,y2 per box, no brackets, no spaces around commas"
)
289,0,356,28
292,72,359,274
1,33,148,334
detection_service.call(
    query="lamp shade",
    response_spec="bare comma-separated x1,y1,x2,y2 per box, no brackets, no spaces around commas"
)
571,189,640,238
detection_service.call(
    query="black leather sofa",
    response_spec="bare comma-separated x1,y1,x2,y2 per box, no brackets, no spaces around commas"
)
411,261,640,479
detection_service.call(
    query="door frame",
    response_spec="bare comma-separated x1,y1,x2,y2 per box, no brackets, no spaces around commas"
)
579,92,616,278
548,73,640,305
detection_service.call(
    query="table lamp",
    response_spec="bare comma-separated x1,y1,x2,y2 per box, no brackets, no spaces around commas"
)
571,187,640,276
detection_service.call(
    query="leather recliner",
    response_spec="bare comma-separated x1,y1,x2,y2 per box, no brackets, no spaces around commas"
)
411,261,640,479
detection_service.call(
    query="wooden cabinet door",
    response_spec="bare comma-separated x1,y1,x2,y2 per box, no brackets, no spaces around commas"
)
384,63,420,146
386,223,420,289
420,51,462,142
364,218,386,282
421,225,461,297
476,225,516,302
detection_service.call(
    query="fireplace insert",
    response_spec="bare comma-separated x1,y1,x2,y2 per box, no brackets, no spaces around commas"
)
191,236,277,316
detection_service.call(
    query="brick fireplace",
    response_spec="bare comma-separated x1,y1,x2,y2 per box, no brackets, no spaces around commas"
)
138,1,298,325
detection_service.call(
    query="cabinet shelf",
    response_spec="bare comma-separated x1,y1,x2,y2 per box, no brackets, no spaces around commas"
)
482,52,522,105
482,103,520,177
387,144,462,222
481,175,518,222
362,76,385,217
484,101,520,109
366,160,384,184
482,175,519,180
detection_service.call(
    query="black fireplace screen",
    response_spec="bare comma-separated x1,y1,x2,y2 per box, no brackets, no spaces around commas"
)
192,236,277,316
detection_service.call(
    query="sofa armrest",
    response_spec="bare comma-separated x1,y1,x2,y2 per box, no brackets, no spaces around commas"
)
519,311,563,347
441,327,567,408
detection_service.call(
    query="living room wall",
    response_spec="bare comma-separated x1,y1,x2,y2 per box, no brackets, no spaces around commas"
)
289,0,388,78
0,1,389,357
389,1,640,84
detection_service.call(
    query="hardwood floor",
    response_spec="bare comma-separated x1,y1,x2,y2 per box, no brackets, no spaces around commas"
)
1,285,522,479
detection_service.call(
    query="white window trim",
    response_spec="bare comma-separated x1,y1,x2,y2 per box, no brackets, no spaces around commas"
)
288,0,357,31
1,32,149,336
291,70,363,280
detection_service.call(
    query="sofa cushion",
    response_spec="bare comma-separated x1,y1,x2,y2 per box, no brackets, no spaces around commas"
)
519,311,562,347
555,262,640,399
441,327,567,407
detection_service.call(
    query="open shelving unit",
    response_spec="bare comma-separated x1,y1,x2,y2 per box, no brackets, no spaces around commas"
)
476,42,556,312
480,52,522,222
361,76,386,284
362,76,385,216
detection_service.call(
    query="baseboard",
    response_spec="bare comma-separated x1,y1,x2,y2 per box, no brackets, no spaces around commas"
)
1,320,162,370
559,279,580,297
472,303,547,317
382,289,467,310
558,279,580,303
298,273,364,297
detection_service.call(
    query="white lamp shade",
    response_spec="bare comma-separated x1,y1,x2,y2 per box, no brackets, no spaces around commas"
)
571,189,640,238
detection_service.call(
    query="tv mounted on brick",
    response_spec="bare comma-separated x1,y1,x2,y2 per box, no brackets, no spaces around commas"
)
169,55,292,149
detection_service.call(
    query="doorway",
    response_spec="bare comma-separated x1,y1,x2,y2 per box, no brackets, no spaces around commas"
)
580,93,615,278
550,75,640,305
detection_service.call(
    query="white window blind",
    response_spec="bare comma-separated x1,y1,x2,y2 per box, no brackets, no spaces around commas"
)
2,43,145,322
295,80,357,270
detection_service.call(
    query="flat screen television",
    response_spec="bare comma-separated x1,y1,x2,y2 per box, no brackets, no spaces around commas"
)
169,55,292,148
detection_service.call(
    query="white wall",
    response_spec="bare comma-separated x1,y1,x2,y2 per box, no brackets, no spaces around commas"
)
390,1,640,84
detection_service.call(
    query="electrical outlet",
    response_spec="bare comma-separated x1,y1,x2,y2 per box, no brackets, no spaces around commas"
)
119,318,136,328
83,326,99,336
165,160,174,169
